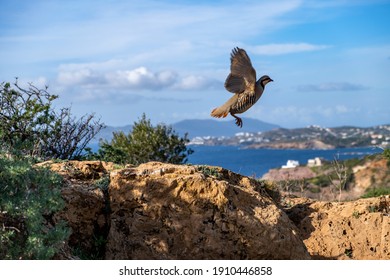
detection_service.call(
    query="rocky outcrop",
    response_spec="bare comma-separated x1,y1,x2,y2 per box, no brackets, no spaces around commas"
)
35,161,114,258
36,160,115,180
44,160,309,259
41,160,389,260
262,166,316,181
353,159,389,196
106,162,309,259
246,140,334,150
284,196,390,259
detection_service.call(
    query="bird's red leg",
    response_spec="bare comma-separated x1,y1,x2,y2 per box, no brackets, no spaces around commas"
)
231,113,243,128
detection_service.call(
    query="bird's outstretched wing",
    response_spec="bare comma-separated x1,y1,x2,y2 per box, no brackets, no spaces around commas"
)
224,47,256,94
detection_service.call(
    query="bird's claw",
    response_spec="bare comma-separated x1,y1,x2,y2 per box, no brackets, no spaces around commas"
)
235,117,243,128
231,113,243,128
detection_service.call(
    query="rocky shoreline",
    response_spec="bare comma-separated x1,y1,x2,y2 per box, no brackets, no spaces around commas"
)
243,140,335,150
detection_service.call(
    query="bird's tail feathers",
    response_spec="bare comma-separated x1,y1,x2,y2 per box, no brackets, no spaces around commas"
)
211,105,229,118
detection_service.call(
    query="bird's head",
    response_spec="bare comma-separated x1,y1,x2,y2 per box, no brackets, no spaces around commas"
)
259,75,273,88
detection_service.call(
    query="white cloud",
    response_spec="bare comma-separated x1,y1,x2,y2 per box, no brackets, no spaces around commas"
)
57,68,102,86
249,43,330,55
108,67,178,90
56,64,218,92
173,75,218,91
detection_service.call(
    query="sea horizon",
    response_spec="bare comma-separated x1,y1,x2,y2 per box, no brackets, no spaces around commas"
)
186,145,383,178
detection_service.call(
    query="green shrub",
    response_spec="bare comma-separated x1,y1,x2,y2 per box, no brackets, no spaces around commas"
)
0,156,70,259
97,113,193,165
197,165,222,179
309,175,330,187
361,187,390,198
352,211,360,218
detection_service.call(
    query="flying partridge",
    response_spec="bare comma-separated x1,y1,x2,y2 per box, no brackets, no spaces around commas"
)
211,47,273,127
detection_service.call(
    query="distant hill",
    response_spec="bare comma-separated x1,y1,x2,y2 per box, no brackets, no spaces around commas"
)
172,118,280,138
92,118,280,143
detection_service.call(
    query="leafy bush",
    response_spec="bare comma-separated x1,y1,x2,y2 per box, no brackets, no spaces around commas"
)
0,157,70,259
0,80,104,160
309,175,330,187
361,187,390,198
97,113,193,165
197,165,222,179
0,81,56,157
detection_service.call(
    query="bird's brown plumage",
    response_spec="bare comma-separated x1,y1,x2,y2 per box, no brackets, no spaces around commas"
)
224,47,256,94
211,47,272,127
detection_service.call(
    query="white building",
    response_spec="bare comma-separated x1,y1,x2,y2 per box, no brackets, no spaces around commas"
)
188,137,204,145
307,157,322,167
282,160,300,169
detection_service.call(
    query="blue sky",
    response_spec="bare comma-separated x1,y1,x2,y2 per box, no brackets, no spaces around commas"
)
1,0,389,128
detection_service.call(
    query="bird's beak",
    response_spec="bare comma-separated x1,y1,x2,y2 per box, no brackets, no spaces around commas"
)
270,79,274,82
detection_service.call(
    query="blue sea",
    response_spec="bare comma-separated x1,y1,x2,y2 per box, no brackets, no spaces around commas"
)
88,142,382,178
186,145,382,178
